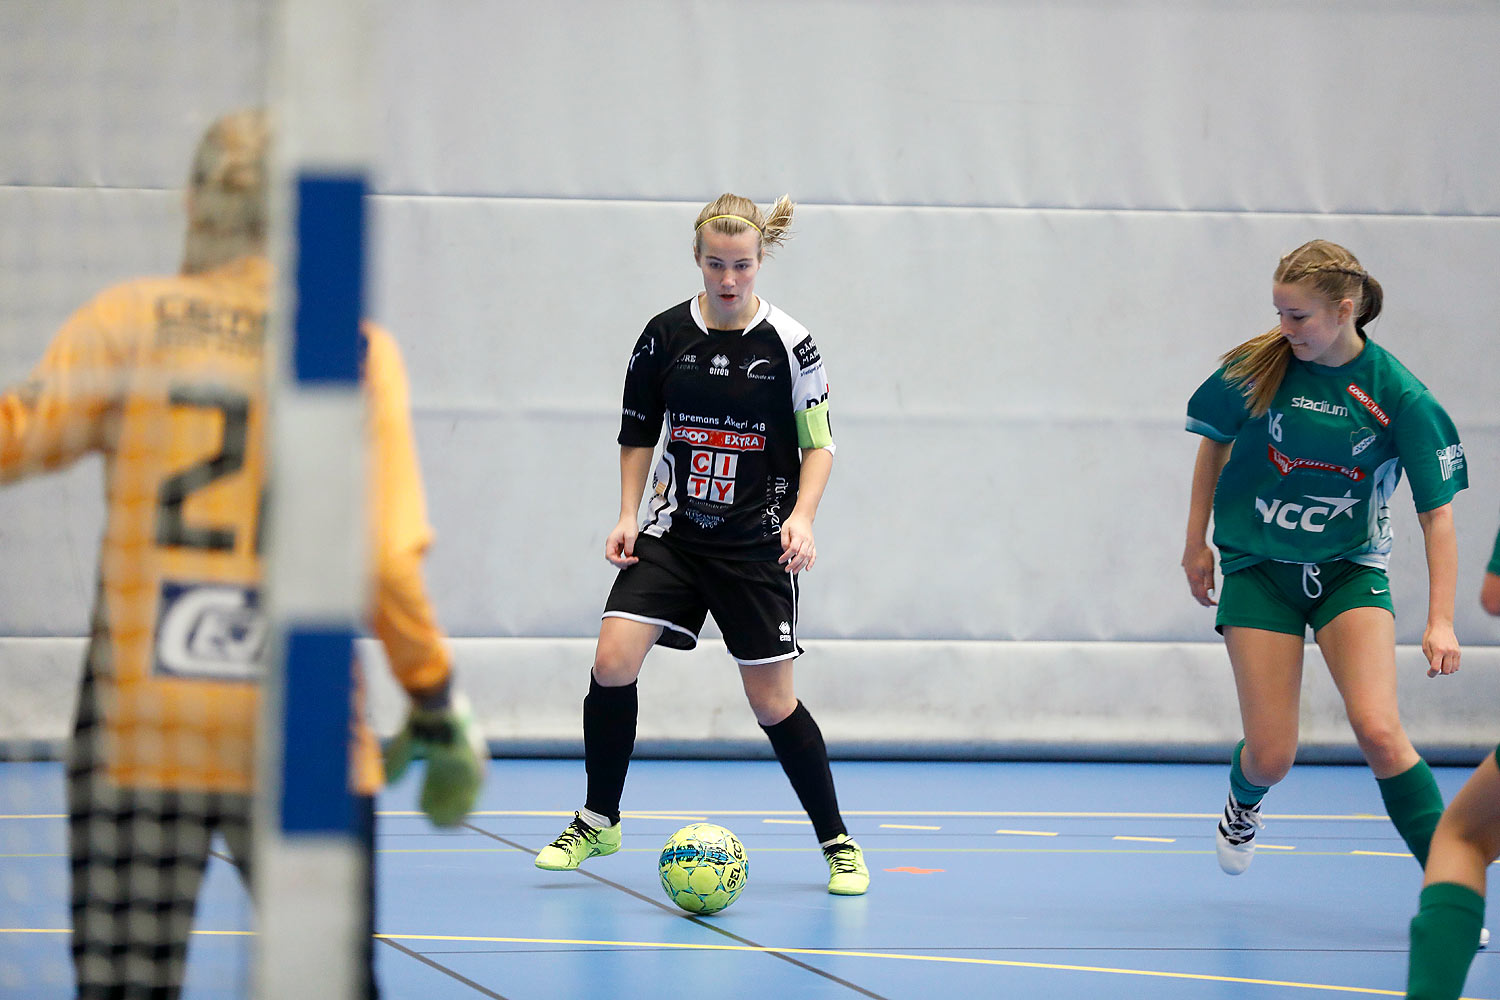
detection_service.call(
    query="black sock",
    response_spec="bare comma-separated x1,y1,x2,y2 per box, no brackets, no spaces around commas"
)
583,676,637,826
761,701,846,844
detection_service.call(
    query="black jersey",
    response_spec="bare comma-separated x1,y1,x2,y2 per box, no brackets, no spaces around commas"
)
618,296,834,560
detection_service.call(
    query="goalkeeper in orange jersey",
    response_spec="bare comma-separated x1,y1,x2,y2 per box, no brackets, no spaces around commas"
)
0,109,484,999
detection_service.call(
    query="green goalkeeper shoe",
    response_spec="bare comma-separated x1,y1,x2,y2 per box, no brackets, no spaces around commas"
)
822,835,869,895
535,813,622,871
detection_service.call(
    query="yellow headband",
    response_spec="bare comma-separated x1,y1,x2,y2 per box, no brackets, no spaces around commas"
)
695,214,761,234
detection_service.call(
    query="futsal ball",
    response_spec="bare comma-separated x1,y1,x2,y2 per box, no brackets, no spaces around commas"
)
658,823,749,915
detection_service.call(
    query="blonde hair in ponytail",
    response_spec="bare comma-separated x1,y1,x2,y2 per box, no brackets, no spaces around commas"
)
1223,239,1382,417
181,108,270,274
1221,331,1291,419
693,193,795,259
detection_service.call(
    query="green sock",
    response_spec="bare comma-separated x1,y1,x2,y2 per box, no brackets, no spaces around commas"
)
1407,882,1484,1000
1229,739,1270,807
1377,760,1444,867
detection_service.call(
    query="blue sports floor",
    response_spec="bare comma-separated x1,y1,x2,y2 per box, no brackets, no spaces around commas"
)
2,759,1497,999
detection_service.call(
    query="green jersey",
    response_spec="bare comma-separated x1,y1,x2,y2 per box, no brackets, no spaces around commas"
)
1187,339,1466,574
1490,522,1500,576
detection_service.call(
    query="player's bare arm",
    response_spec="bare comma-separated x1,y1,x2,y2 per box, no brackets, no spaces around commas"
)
780,447,832,573
1182,438,1231,607
1417,502,1460,677
607,445,655,567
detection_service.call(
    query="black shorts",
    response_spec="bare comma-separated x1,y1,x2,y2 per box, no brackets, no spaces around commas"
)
602,533,804,665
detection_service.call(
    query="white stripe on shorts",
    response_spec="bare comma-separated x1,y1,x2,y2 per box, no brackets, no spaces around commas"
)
600,610,699,645
733,568,800,666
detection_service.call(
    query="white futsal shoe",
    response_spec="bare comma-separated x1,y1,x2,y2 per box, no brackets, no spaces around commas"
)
1482,926,1491,949
1215,793,1264,875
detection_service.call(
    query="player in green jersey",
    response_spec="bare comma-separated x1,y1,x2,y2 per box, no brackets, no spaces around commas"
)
1404,522,1500,999
1182,240,1467,884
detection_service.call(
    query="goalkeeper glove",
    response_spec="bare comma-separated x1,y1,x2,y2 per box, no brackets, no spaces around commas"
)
384,689,486,827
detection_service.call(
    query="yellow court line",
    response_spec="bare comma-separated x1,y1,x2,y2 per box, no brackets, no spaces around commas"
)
622,814,709,822
995,829,1059,837
371,933,1437,997
4,927,1494,999
0,814,66,820
880,824,942,831
1113,836,1175,843
1,847,1446,862
0,853,67,860
762,818,813,825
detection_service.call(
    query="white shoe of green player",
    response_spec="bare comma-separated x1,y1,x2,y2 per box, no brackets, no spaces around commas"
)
1215,793,1263,875
534,813,622,871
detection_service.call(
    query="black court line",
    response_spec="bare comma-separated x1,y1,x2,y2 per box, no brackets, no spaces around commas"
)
202,847,509,997
377,935,511,1000
472,824,893,1000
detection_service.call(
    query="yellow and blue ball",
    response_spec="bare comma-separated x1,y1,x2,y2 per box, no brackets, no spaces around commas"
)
658,823,749,915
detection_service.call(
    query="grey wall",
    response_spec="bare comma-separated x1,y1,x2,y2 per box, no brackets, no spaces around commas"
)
3,1,1497,757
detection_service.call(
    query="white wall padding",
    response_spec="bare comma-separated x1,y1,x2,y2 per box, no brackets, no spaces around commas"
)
5,637,1498,762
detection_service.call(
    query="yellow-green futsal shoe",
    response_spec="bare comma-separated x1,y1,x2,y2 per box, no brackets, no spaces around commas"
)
535,812,622,871
822,834,869,895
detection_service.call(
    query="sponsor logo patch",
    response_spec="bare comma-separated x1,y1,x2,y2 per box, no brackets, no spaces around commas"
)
670,426,766,451
1254,492,1361,533
764,476,791,533
683,508,725,530
741,356,776,380
1345,382,1390,427
687,449,738,504
1437,443,1465,481
628,338,654,371
1267,445,1365,481
1291,396,1349,417
793,335,821,371
154,582,266,681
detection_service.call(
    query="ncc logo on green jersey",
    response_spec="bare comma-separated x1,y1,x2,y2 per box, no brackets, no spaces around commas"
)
1254,492,1361,533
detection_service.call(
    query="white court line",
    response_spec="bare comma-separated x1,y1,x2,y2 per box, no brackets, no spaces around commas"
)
995,829,1058,837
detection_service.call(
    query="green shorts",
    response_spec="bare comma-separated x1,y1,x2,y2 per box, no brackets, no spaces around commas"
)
1216,559,1394,637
